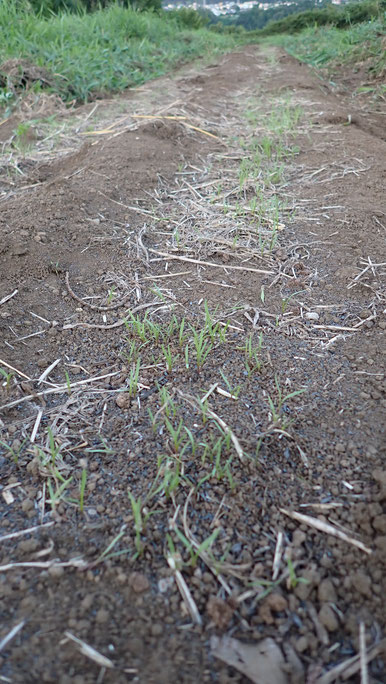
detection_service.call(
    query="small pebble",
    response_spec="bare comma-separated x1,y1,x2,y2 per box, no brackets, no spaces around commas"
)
319,604,338,632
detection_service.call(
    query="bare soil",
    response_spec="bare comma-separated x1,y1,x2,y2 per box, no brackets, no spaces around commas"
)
0,46,385,683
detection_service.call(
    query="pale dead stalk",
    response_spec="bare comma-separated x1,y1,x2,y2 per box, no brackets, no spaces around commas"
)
280,509,372,554
0,371,119,412
148,247,274,276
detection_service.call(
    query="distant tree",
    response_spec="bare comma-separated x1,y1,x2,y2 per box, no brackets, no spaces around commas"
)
216,0,330,31
167,7,208,28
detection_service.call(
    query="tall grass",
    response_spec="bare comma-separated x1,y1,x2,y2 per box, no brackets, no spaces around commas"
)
0,1,238,104
274,19,386,77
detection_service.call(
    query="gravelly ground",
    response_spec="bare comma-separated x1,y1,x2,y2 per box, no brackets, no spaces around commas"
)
0,46,385,683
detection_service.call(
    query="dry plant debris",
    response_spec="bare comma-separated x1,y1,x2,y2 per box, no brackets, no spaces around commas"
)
0,45,385,683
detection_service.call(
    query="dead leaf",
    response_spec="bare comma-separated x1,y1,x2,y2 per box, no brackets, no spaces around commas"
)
210,635,288,684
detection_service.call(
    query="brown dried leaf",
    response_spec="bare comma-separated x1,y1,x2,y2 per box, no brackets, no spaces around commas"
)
211,635,288,684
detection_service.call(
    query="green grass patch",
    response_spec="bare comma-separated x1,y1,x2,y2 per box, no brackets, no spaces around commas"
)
0,1,239,107
273,18,386,81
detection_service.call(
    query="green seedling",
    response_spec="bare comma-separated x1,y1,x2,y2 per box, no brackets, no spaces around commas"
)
194,472,211,493
269,225,279,253
145,318,163,342
148,407,158,433
183,426,198,458
86,438,114,455
165,417,185,454
79,463,87,514
122,340,139,364
268,163,285,185
128,358,141,398
172,525,220,569
159,385,176,418
13,122,33,152
0,367,14,391
281,290,306,315
173,228,181,247
185,343,190,370
287,558,309,589
219,370,241,399
166,315,179,340
249,196,258,213
37,432,74,511
125,312,148,342
128,491,146,557
150,456,182,500
212,444,233,483
178,318,186,347
64,370,72,396
191,327,212,371
251,578,281,602
196,396,209,427
161,343,173,372
165,533,183,570
239,332,263,376
106,286,116,304
47,427,61,467
149,284,167,304
203,301,216,339
94,525,128,565
47,475,73,512
266,375,306,426
238,159,250,188
0,438,27,464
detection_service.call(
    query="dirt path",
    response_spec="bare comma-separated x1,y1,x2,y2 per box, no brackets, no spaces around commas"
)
0,46,385,683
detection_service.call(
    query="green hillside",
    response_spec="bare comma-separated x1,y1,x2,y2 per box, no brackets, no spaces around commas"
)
0,1,239,108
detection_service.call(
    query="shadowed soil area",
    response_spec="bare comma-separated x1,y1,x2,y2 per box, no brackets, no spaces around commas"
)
0,46,385,683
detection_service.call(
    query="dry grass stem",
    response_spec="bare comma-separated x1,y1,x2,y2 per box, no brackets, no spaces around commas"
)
65,272,131,311
183,491,232,595
179,390,244,462
280,509,372,554
147,248,274,276
308,603,329,646
167,556,202,626
299,503,344,511
272,531,284,581
141,270,192,280
316,638,386,683
0,289,18,306
0,358,31,381
64,632,114,669
0,558,87,572
37,359,61,385
30,409,43,443
312,324,360,332
63,301,159,330
0,620,26,653
217,386,239,400
0,371,119,412
0,521,54,543
359,622,368,684
201,384,218,403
